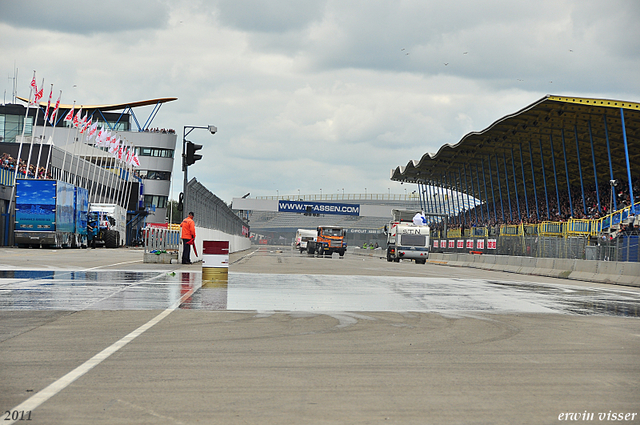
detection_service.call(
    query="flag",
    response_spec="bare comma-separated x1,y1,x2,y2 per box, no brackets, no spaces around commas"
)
30,75,37,92
80,116,91,134
131,152,140,167
87,121,98,140
49,92,61,125
34,86,43,104
64,108,74,123
95,127,105,146
73,108,82,127
45,86,53,123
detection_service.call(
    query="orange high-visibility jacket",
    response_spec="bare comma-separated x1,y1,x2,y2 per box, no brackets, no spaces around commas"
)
180,216,196,240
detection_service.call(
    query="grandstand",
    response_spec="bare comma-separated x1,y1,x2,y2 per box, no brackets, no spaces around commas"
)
391,95,639,262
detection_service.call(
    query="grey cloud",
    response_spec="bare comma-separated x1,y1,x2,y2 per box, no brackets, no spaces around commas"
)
213,0,327,33
0,0,170,34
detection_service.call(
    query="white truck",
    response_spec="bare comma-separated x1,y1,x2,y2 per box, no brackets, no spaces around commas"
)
88,203,127,247
385,210,430,264
294,229,317,253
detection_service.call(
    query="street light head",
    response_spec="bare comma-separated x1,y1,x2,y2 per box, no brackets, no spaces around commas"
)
208,125,217,135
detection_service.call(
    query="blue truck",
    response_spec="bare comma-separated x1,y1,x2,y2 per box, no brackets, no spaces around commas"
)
14,179,88,248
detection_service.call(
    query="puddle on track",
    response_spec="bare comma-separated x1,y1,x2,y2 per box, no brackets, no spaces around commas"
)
0,270,639,317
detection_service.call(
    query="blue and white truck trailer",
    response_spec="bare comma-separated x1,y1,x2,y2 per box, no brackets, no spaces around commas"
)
14,179,88,248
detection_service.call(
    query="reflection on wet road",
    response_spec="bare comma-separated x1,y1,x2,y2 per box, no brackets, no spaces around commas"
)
0,270,639,317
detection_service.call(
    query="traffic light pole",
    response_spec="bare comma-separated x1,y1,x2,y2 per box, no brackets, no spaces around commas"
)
181,125,216,220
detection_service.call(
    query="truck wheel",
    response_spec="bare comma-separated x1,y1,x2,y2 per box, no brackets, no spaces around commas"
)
386,250,393,262
339,250,345,257
105,230,117,248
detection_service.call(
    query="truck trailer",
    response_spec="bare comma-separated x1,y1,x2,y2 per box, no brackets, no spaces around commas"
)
294,228,316,253
14,179,83,248
385,210,430,264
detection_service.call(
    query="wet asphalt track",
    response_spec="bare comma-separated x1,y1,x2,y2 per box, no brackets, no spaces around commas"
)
0,246,639,424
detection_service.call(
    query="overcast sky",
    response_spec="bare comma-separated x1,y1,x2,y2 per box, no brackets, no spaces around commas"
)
1,0,639,203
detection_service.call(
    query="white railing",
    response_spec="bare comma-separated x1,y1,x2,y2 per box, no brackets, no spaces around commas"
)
143,227,180,253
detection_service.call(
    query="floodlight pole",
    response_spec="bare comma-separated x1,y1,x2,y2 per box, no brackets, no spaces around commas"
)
182,125,216,220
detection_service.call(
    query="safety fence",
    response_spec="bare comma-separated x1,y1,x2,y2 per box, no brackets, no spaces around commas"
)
143,226,180,253
187,178,248,237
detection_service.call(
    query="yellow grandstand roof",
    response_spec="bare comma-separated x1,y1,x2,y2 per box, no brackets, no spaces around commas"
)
391,95,640,200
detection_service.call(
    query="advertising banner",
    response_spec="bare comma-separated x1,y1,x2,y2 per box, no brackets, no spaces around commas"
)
278,200,360,216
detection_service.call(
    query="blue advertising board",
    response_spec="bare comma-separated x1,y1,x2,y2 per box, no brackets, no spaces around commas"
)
15,179,56,231
278,200,360,216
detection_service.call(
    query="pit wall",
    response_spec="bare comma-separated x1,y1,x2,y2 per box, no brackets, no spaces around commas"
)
349,247,640,288
182,226,251,262
430,253,640,288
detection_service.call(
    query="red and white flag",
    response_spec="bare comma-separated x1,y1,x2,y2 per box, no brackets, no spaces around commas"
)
87,121,99,140
73,108,82,128
131,152,140,167
49,92,61,125
80,116,91,133
45,86,53,123
64,107,74,123
34,85,43,104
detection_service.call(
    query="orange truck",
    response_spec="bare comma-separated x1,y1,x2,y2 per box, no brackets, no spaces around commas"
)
306,225,347,257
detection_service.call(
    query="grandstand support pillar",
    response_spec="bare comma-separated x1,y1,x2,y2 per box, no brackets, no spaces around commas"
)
457,168,466,226
511,148,521,222
418,180,426,213
462,166,470,226
587,120,602,213
485,157,497,222
574,125,587,216
455,171,463,224
620,108,636,213
440,179,447,218
444,173,454,222
519,145,530,219
502,152,513,222
444,172,454,223
494,154,505,223
475,162,485,223
603,115,617,211
549,134,562,217
465,164,478,225
539,138,550,219
560,129,574,218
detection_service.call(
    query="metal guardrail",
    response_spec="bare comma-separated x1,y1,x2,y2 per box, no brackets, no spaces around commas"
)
143,226,180,253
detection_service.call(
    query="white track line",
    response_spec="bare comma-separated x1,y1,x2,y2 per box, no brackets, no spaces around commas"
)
5,283,198,425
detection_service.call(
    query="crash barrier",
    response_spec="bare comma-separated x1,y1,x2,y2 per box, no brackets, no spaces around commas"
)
143,226,180,252
186,179,248,237
427,252,640,288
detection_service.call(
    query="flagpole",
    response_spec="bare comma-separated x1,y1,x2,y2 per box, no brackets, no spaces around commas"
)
35,84,53,179
24,77,44,179
94,127,107,203
125,140,135,210
60,100,76,183
8,70,36,237
44,90,62,180
71,108,85,186
78,113,91,190
86,119,100,201
123,139,134,210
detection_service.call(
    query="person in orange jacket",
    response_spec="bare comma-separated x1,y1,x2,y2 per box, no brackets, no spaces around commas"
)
180,212,196,264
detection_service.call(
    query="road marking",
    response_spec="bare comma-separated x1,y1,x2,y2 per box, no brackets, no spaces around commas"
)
5,281,198,425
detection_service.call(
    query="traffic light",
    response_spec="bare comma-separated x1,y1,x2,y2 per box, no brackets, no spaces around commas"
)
185,141,203,166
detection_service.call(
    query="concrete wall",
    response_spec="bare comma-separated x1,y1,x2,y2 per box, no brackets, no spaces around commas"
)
428,253,640,288
180,225,251,262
